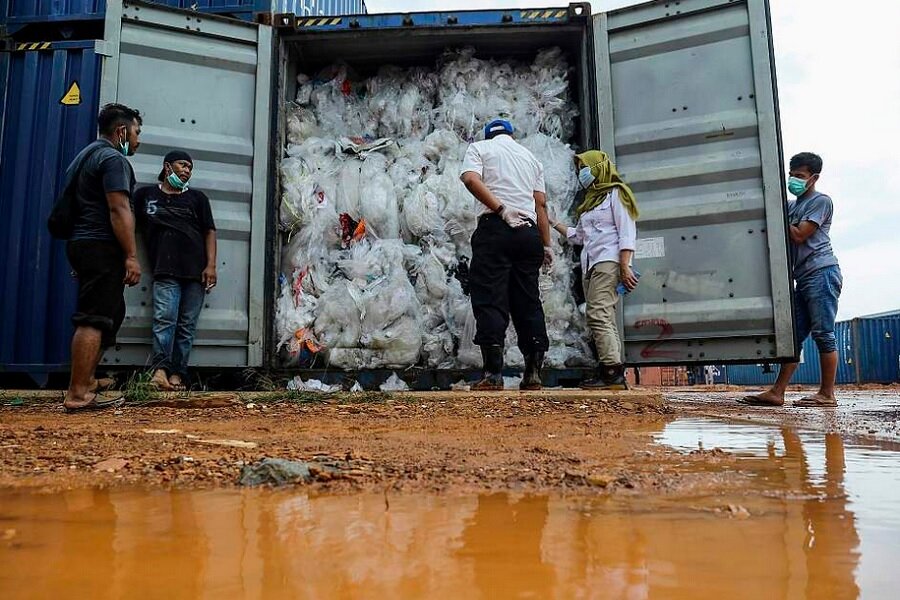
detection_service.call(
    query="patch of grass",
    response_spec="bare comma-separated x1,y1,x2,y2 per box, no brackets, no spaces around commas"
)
123,371,159,404
243,369,278,392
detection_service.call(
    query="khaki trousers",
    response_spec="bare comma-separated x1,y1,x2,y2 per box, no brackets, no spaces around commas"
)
584,261,621,365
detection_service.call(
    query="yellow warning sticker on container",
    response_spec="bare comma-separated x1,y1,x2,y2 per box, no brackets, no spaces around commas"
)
60,81,81,106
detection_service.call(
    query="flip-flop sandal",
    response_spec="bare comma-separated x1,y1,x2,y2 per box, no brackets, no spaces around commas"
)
793,396,837,408
149,378,173,392
737,395,784,407
89,377,116,393
64,392,125,413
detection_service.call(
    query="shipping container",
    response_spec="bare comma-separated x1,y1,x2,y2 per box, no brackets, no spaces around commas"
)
262,0,794,370
272,0,365,17
0,41,102,385
2,0,794,384
722,318,866,386
853,316,900,383
0,0,366,32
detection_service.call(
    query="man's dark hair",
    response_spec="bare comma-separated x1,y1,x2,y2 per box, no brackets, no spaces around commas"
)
98,103,143,135
789,152,823,174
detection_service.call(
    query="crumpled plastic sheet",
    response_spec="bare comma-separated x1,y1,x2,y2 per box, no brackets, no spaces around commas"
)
520,133,578,217
380,372,411,392
286,376,341,393
276,46,591,371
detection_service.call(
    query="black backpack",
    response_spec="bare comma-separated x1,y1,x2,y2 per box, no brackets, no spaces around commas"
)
47,142,105,240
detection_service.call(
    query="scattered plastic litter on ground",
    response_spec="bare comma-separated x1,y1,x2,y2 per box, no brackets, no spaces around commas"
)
286,376,341,393
379,372,411,392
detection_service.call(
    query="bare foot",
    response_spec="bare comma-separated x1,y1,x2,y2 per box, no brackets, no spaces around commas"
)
150,369,173,391
794,393,837,408
63,390,98,411
168,375,186,392
737,389,784,406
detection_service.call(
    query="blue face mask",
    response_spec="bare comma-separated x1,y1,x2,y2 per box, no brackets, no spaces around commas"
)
578,166,596,189
787,176,809,196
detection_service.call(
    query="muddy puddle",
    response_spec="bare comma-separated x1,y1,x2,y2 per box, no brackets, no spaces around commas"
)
2,418,899,598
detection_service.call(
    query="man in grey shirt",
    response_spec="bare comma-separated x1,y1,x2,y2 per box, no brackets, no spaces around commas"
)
741,152,842,408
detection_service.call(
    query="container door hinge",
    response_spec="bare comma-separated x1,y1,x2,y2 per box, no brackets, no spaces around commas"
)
94,40,113,57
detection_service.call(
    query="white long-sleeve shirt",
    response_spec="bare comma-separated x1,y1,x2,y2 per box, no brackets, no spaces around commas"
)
566,188,637,274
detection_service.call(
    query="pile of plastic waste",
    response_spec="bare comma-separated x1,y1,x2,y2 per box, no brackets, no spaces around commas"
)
276,47,594,370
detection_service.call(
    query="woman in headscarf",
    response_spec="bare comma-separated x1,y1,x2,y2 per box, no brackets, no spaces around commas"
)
551,150,639,389
133,151,217,391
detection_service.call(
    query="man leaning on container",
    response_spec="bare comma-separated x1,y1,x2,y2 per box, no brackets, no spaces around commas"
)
460,119,552,391
61,103,143,412
740,152,842,408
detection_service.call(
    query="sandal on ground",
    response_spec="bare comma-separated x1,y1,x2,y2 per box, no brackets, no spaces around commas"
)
737,395,783,407
168,377,186,392
89,377,116,393
64,392,125,413
793,394,837,408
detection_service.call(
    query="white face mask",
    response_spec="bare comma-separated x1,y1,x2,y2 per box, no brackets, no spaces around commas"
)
117,127,130,156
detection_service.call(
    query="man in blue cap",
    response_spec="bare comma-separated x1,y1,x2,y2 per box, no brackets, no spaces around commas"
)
460,119,552,390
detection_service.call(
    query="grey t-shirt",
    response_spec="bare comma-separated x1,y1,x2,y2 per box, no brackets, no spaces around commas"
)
69,140,136,241
787,190,839,280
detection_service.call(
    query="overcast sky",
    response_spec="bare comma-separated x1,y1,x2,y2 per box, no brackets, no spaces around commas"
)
365,0,900,320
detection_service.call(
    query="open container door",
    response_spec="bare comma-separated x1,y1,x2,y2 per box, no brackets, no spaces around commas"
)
592,0,793,365
98,0,273,368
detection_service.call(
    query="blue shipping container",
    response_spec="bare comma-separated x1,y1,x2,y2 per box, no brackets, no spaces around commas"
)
0,41,102,382
723,316,900,385
1,0,365,27
853,316,900,383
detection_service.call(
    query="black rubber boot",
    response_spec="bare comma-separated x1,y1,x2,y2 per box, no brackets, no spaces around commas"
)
472,345,504,391
520,351,544,390
581,364,628,390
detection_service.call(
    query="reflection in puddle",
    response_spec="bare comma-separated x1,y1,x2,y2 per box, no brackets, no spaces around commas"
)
0,420,897,598
657,418,900,599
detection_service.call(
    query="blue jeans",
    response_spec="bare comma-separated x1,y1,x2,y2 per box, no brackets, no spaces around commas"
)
151,278,205,378
795,265,842,353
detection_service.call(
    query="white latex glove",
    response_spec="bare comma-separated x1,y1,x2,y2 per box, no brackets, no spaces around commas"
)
499,205,529,228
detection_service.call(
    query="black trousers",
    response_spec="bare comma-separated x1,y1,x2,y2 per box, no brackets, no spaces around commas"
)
469,214,549,354
66,240,126,348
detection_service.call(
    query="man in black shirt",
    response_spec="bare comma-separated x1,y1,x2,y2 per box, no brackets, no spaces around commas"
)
63,103,143,411
134,150,217,391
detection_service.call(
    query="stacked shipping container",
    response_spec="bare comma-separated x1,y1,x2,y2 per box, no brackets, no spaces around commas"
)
1,0,366,27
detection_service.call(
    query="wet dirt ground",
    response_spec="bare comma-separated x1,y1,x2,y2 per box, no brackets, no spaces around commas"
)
1,387,898,597
0,390,671,493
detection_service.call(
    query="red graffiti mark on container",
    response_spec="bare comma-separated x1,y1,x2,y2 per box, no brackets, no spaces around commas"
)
634,318,679,359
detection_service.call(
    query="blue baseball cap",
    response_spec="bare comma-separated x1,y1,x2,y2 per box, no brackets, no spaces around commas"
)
484,119,514,140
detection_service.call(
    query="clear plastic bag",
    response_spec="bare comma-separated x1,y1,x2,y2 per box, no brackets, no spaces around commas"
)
359,153,401,239
313,279,362,350
456,306,481,368
379,372,411,392
281,47,587,373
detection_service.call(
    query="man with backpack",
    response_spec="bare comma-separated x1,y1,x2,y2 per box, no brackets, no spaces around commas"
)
55,103,143,411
